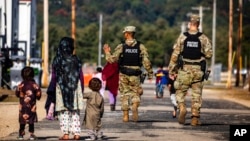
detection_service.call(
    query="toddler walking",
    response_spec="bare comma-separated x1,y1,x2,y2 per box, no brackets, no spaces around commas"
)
15,67,42,140
167,74,177,118
83,78,104,140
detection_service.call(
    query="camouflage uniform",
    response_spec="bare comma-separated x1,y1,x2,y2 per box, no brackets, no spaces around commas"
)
168,15,212,125
105,39,153,111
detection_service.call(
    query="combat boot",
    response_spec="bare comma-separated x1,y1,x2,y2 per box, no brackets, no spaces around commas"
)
123,110,129,122
191,116,201,126
132,102,139,122
178,103,187,124
191,102,201,126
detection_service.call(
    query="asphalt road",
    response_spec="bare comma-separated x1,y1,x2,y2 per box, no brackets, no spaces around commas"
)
2,82,250,141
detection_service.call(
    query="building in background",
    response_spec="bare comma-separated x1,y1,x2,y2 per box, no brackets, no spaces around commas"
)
0,0,41,89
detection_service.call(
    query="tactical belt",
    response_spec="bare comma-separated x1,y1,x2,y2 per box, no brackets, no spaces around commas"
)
184,61,201,65
120,66,142,76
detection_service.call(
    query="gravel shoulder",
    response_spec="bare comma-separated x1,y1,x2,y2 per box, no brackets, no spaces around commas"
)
203,87,250,108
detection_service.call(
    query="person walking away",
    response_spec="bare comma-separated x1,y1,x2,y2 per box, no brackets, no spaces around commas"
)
92,67,106,98
15,66,42,140
51,37,84,140
83,78,104,140
167,74,177,118
102,62,119,111
155,65,168,98
103,25,153,122
168,15,212,126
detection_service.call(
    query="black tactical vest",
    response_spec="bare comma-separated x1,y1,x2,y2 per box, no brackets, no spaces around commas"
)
182,32,203,60
119,42,141,66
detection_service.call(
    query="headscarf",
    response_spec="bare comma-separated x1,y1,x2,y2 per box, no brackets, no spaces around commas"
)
52,37,82,110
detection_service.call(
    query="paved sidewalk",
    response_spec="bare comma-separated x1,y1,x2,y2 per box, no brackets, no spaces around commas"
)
1,82,250,141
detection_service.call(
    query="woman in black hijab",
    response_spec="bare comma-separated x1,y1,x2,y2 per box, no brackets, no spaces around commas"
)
50,37,84,140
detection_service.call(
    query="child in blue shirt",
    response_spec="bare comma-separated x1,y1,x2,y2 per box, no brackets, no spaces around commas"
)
155,65,168,98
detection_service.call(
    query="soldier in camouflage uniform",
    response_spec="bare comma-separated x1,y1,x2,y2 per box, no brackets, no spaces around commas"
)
168,15,213,126
103,26,153,122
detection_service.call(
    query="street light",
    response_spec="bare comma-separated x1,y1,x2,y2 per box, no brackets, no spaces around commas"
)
211,0,217,84
191,6,210,32
98,14,103,67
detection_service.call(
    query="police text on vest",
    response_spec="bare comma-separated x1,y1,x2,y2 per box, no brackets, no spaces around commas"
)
125,49,138,53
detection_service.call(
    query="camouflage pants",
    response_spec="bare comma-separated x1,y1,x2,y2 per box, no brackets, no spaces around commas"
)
119,73,143,111
174,65,204,117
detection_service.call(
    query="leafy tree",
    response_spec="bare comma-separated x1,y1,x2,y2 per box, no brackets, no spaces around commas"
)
75,23,99,63
35,0,250,69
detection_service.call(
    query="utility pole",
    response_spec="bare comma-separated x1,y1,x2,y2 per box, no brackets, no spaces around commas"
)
191,6,210,32
226,0,233,89
211,0,217,84
235,0,243,87
42,0,49,87
180,22,186,33
4,0,7,46
98,14,103,66
71,0,76,54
